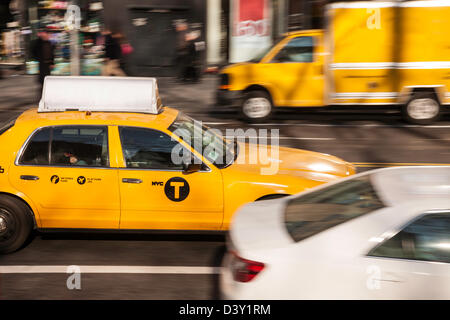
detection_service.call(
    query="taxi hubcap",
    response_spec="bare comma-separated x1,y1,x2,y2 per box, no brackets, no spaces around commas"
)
0,209,15,240
243,97,271,119
0,216,6,233
407,98,439,120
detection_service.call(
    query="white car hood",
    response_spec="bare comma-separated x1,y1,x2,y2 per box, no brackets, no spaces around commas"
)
229,199,294,255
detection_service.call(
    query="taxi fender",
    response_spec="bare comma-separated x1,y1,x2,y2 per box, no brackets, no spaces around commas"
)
221,180,293,230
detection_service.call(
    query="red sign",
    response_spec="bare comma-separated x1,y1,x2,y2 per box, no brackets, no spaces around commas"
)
233,0,270,37
239,0,265,21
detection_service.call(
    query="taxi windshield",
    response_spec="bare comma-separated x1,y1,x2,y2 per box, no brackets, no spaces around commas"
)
168,113,237,169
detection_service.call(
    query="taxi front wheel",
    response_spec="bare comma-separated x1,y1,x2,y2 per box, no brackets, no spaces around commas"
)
241,90,273,123
0,196,33,254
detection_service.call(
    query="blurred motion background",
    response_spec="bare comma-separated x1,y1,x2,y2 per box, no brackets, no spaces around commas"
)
0,0,325,77
0,0,449,300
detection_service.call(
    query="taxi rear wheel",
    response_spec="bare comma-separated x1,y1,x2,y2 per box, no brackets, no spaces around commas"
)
0,196,33,254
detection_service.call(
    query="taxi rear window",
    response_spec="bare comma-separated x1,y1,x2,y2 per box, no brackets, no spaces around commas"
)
285,175,386,242
0,116,18,136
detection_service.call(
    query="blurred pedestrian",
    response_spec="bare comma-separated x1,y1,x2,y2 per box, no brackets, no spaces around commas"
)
184,31,203,83
175,21,188,81
119,32,133,75
32,31,55,96
102,29,126,76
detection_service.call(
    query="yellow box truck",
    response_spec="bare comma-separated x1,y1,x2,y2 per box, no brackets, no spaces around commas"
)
217,0,450,124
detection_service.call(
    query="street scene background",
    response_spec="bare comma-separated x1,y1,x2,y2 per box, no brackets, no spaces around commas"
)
0,0,449,299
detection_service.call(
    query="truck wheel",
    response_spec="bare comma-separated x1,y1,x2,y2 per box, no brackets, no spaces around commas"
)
403,93,441,125
241,90,273,123
0,196,33,254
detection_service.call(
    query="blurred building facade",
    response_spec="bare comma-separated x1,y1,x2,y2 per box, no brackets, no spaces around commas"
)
0,0,361,76
0,0,25,68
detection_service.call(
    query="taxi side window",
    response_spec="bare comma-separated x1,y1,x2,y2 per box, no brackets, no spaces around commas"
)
51,126,109,167
368,213,450,263
20,127,51,165
119,127,186,170
19,126,109,167
272,36,314,63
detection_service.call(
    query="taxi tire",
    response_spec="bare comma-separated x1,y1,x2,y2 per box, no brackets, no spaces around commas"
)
0,196,33,254
240,90,273,123
402,92,441,125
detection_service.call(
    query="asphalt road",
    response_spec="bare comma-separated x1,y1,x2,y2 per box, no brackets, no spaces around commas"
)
0,75,449,299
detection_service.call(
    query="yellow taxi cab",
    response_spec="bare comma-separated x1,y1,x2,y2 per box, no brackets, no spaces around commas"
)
0,76,354,253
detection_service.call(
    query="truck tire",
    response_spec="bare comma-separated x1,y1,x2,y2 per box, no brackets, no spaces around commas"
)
0,196,33,254
403,92,441,125
241,90,273,123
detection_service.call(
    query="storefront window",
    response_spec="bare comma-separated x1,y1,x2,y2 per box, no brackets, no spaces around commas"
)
23,0,105,76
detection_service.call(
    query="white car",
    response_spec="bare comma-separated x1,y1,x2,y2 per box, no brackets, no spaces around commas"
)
220,166,450,299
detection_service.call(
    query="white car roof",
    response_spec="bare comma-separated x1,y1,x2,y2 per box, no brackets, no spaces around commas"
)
38,76,161,114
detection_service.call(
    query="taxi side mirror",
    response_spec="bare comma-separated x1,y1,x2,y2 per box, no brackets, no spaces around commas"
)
182,163,202,174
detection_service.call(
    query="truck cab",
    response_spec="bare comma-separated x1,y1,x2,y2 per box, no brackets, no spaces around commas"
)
217,30,325,121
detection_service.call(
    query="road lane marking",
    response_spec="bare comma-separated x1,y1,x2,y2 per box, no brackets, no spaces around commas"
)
0,265,221,274
204,122,450,128
224,136,336,141
353,162,450,168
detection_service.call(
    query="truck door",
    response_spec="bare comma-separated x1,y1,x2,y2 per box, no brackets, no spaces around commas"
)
263,35,324,107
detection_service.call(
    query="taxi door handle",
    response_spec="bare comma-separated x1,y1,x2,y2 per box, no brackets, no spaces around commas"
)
122,178,142,184
20,175,39,181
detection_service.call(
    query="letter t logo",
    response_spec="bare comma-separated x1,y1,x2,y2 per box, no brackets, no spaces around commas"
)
170,182,185,199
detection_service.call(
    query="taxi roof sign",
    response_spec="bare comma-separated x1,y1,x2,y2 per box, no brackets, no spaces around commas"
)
38,76,162,114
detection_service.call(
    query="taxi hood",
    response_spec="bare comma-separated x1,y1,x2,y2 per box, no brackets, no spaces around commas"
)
225,142,354,180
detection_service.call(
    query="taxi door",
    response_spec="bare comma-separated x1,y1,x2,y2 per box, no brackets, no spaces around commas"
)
260,34,324,107
9,125,121,229
114,126,224,230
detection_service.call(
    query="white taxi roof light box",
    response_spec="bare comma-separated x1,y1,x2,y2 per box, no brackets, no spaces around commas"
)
38,76,162,114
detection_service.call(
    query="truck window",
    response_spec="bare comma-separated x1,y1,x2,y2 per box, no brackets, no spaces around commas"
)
272,36,314,63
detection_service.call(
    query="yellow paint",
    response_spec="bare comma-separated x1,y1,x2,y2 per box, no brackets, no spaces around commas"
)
0,108,354,231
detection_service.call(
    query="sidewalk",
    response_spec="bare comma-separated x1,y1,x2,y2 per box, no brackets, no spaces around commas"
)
0,74,219,122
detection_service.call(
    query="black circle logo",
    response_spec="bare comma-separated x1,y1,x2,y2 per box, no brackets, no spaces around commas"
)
50,175,60,184
77,176,86,185
164,177,189,202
